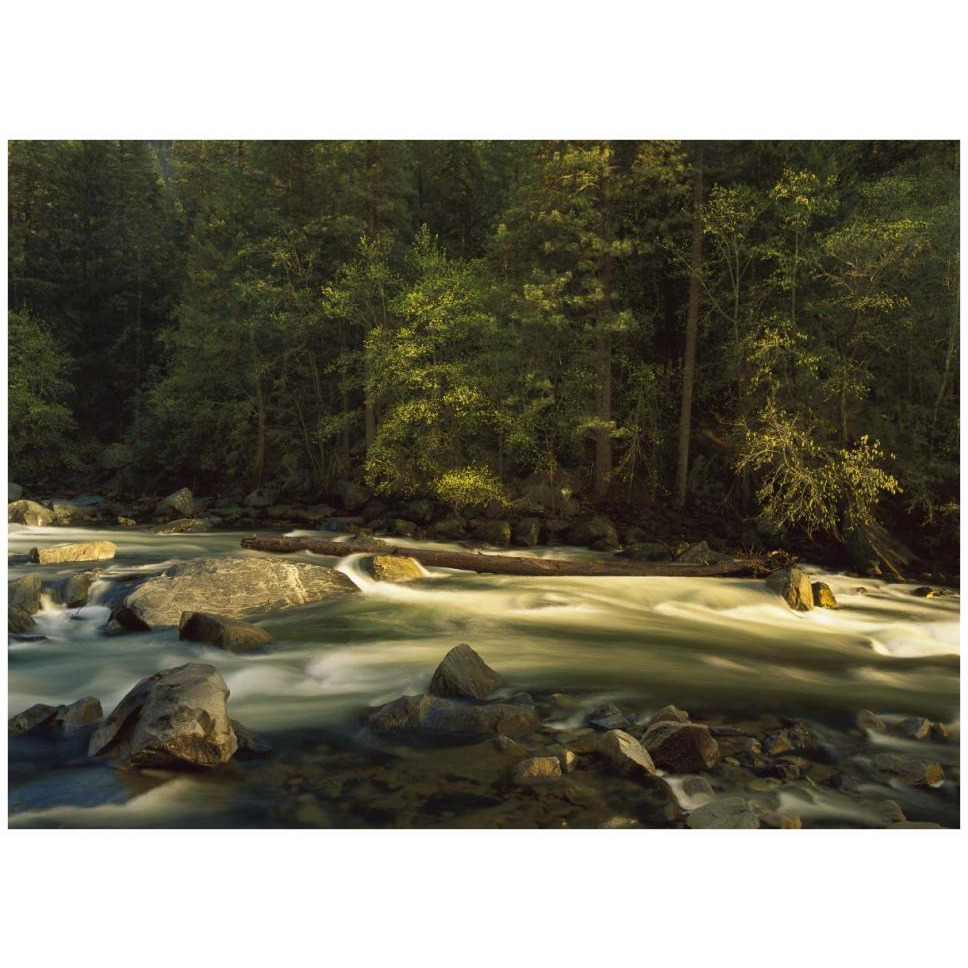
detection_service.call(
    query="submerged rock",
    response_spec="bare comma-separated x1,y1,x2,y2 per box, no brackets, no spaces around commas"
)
588,702,636,731
8,499,56,526
895,717,933,741
28,540,117,565
231,719,273,757
366,554,423,582
89,663,238,769
178,611,273,653
154,487,194,519
110,554,358,629
641,720,720,772
511,756,562,785
855,710,887,732
912,586,943,599
759,810,802,829
766,567,814,611
429,643,506,700
598,729,657,777
368,694,539,737
811,581,837,608
686,797,760,829
9,482,24,502
873,753,944,786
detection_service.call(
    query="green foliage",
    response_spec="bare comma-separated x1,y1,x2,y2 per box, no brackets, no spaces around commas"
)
7,310,81,481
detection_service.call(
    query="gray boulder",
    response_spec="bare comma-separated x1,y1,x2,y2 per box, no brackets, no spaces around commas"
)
9,574,43,614
45,497,102,523
641,720,720,772
766,567,814,611
588,702,636,731
8,499,55,526
9,482,24,501
110,554,358,629
154,487,194,519
8,606,36,633
9,697,102,734
598,729,657,777
643,704,690,729
178,611,273,653
89,663,238,768
686,797,760,829
63,569,102,608
152,517,219,535
429,643,506,700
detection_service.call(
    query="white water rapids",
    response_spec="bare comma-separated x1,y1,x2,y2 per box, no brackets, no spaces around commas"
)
6,523,960,827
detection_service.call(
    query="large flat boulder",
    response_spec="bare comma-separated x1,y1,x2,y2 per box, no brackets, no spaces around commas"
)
111,554,358,629
429,643,506,700
8,499,55,526
29,540,117,565
89,663,238,768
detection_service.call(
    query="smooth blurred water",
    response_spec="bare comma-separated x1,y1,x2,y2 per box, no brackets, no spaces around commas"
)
6,523,960,827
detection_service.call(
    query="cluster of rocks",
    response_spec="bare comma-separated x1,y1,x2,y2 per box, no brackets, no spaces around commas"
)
362,645,955,828
10,662,267,769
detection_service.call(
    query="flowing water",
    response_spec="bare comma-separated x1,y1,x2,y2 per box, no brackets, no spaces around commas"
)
6,524,960,828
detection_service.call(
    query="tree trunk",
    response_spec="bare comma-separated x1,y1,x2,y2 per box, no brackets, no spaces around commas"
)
675,146,704,510
240,535,763,578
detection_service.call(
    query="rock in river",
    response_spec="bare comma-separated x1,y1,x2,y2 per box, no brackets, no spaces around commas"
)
686,797,761,829
429,643,506,700
110,554,358,629
873,753,944,787
366,554,424,582
28,540,117,564
766,567,814,611
511,756,562,785
9,574,43,614
179,611,273,653
641,720,720,772
811,581,837,608
368,694,540,736
89,663,238,768
598,729,657,777
8,499,56,526
10,697,103,735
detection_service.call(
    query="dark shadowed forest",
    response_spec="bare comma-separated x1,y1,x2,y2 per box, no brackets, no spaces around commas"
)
7,140,960,570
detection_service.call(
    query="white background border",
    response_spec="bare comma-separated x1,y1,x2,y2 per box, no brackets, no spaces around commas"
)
2,2,965,966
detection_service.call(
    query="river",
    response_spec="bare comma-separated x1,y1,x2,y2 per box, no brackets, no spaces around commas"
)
7,523,960,828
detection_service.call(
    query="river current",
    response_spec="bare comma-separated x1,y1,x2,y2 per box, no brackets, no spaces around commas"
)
6,524,960,828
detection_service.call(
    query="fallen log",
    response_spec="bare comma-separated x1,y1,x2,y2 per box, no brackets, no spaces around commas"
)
240,535,765,578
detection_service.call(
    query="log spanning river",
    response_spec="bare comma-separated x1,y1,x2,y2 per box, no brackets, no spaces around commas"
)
7,524,960,828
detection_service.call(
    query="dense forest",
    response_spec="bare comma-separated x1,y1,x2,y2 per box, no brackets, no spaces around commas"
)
7,140,960,566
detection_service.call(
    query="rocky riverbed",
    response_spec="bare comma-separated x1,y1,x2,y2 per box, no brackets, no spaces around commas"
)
6,510,960,829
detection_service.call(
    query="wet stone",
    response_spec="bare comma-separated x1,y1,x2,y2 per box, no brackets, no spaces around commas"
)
643,704,690,729
686,797,760,829
598,729,657,777
511,756,562,785
873,753,944,787
588,702,636,731
429,644,506,700
641,721,720,772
